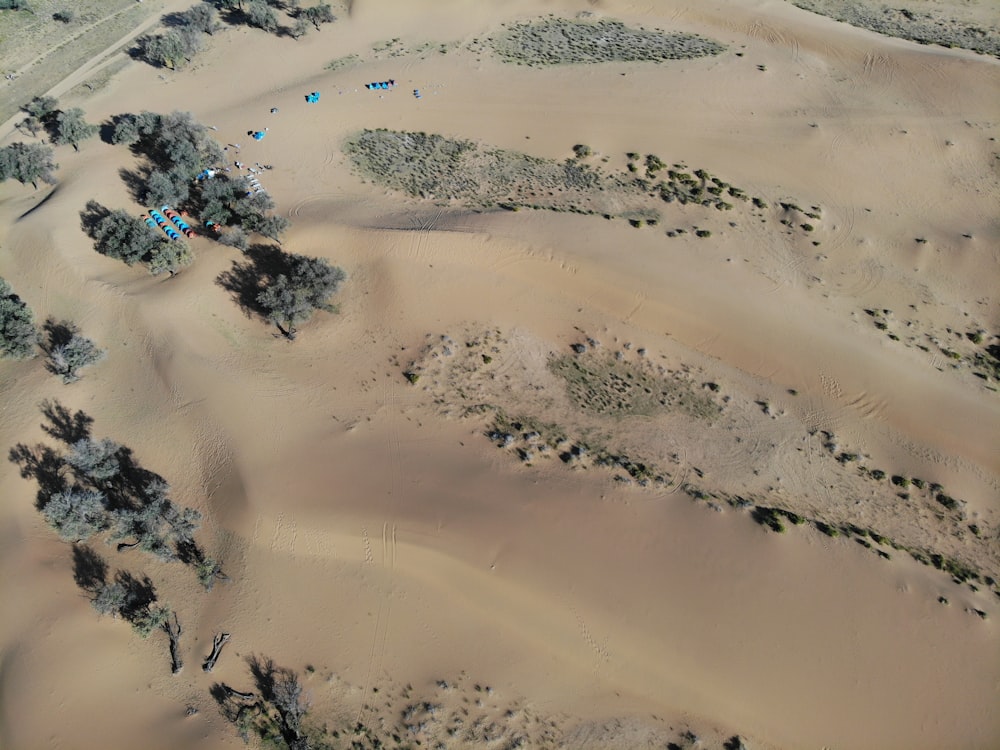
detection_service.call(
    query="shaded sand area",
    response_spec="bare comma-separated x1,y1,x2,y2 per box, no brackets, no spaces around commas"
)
2,0,999,748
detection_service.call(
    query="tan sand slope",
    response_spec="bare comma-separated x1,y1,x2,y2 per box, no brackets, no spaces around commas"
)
1,0,999,748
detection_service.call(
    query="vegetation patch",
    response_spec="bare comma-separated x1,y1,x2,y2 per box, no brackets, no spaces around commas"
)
790,0,1000,58
344,129,642,217
488,17,726,65
549,350,722,420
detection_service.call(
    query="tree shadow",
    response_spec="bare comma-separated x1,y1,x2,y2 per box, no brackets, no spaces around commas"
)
40,399,94,444
79,200,110,240
8,443,67,510
216,243,292,321
72,544,108,592
41,318,76,353
119,166,151,204
115,569,158,620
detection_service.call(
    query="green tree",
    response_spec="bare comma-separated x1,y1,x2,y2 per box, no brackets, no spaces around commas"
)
147,240,194,276
0,142,58,187
257,254,345,339
24,95,58,121
53,108,98,151
0,276,39,359
92,209,165,266
245,0,278,32
145,168,191,209
181,3,217,34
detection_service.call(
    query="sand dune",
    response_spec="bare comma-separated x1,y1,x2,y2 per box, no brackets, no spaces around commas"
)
2,1,999,748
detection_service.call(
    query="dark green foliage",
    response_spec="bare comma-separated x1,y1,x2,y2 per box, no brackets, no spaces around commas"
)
111,110,222,177
572,144,592,158
0,0,32,9
147,240,194,276
816,521,840,537
140,27,204,69
300,2,335,29
256,254,346,338
53,108,98,150
88,205,168,266
869,469,886,481
0,277,39,359
144,168,191,208
0,142,58,187
52,9,74,22
751,506,786,533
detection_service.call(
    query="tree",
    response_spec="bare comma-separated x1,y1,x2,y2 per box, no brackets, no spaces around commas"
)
0,276,39,359
47,332,105,382
92,209,165,266
290,16,309,39
245,0,278,32
301,3,335,29
23,95,59,122
52,108,98,150
42,488,108,541
139,31,188,69
66,437,123,484
147,240,194,276
0,142,58,187
252,214,290,243
182,3,217,34
145,168,191,208
53,9,75,23
256,254,345,339
218,227,249,251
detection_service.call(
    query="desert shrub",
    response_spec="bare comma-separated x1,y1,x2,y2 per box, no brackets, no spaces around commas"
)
47,332,106,382
572,144,592,158
0,0,31,9
0,142,58,187
0,277,39,359
52,9,74,22
43,488,108,541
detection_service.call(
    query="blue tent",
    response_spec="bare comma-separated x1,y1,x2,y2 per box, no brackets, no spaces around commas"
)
305,92,320,103
253,131,265,141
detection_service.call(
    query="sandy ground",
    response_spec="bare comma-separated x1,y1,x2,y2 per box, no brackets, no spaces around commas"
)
1,0,999,748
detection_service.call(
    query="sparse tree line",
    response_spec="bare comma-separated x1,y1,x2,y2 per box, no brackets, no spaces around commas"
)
136,1,336,69
9,401,225,671
0,279,105,378
1,94,99,188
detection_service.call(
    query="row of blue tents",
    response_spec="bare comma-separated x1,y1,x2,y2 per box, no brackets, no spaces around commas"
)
365,80,396,90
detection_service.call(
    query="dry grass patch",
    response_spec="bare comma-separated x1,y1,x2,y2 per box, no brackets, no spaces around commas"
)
488,17,726,66
549,350,722,421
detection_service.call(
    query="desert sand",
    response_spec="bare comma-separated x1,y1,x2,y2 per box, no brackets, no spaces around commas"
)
1,1,999,748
